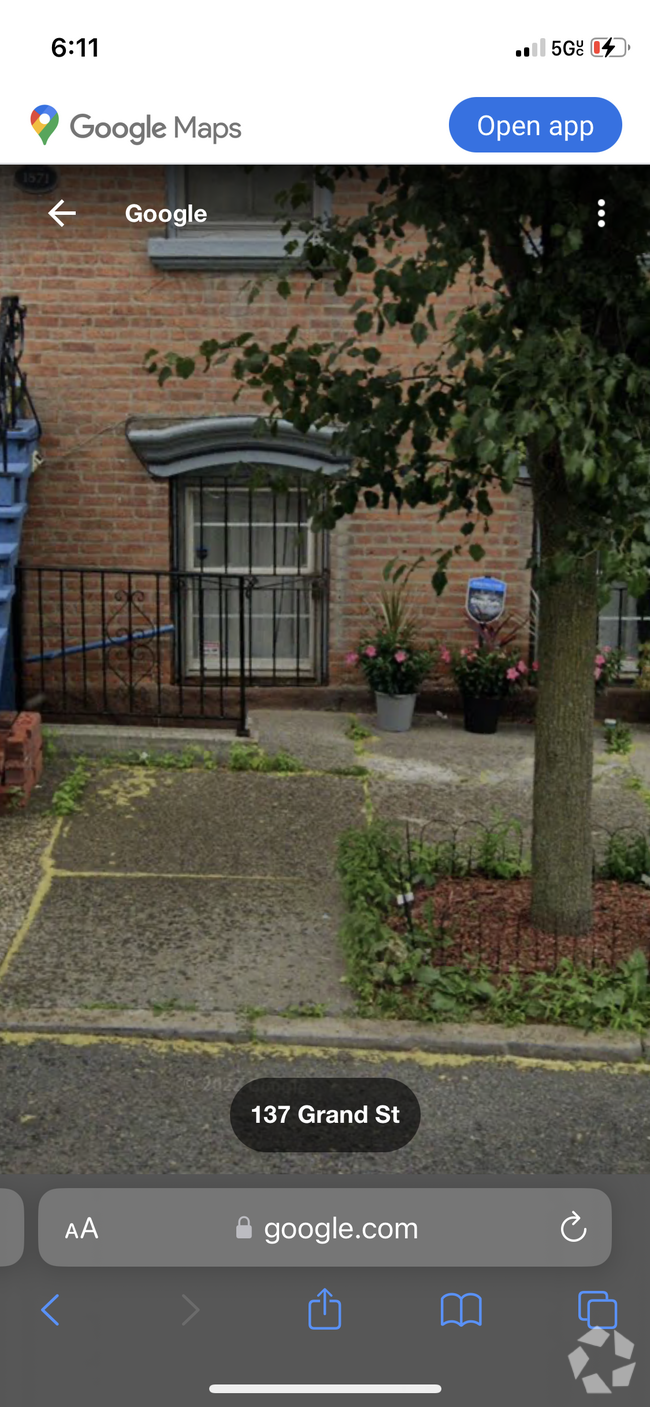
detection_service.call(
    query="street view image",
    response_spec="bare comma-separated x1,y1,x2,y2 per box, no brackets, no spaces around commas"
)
1,163,650,1173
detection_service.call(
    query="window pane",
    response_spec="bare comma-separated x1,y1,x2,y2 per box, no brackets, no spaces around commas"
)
192,522,225,567
187,167,251,217
190,486,310,571
191,584,311,665
599,586,640,659
250,167,310,216
185,166,311,220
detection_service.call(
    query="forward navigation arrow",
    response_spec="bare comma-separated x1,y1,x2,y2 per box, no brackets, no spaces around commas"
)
181,1294,200,1326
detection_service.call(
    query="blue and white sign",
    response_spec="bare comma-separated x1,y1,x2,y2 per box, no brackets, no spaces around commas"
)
466,577,507,625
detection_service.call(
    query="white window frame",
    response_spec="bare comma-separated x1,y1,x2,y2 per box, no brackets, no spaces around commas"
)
148,167,332,270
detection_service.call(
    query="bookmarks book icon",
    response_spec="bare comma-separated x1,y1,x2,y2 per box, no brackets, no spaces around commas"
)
441,1292,482,1326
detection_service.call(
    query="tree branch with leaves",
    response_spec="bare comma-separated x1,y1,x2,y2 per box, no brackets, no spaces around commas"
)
146,165,650,935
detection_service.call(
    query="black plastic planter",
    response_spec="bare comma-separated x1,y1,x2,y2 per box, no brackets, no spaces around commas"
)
462,693,502,734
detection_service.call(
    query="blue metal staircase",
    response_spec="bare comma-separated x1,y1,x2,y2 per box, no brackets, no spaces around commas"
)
0,298,40,710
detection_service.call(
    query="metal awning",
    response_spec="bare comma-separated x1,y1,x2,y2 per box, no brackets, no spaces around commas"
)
125,415,350,479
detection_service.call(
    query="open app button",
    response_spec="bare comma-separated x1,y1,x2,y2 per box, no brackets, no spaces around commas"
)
450,97,622,152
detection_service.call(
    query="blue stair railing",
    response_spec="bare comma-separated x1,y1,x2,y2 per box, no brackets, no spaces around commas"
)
0,296,40,710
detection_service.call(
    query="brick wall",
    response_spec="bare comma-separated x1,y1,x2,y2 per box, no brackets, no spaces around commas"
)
0,165,533,687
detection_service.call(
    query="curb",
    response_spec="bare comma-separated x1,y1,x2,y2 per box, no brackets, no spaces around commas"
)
0,1008,646,1063
44,723,258,758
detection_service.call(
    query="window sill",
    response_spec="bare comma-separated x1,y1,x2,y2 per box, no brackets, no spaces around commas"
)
148,233,305,271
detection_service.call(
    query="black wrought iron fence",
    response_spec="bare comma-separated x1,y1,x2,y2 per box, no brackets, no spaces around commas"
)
14,565,328,732
392,818,650,974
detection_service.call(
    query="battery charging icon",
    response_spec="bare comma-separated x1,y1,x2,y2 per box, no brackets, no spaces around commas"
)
591,37,629,57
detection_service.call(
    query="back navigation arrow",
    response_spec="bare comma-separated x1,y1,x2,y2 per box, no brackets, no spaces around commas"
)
48,198,77,227
181,1294,200,1326
41,1294,60,1325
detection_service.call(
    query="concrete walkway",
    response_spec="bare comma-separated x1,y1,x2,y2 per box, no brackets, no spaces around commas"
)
0,711,649,1028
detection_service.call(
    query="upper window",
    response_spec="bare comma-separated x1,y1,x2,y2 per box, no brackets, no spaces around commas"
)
185,166,311,222
148,166,330,270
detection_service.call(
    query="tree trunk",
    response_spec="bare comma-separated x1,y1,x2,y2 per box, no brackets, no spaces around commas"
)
529,456,599,935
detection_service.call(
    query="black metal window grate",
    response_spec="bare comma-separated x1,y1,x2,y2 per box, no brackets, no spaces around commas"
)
178,473,329,684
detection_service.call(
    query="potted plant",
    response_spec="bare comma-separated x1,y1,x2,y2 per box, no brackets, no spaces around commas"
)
346,561,437,731
594,644,624,691
442,641,531,734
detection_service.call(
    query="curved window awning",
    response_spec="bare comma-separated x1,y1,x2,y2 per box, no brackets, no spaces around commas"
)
125,415,350,480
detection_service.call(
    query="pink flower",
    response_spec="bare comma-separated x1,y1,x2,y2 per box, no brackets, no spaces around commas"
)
603,645,612,653
394,650,407,664
440,647,451,664
506,667,519,681
364,645,377,658
531,660,539,672
594,667,602,680
517,659,528,674
460,647,468,657
595,653,605,666
345,652,359,666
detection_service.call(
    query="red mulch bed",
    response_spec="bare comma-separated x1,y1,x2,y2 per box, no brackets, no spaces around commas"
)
395,877,650,971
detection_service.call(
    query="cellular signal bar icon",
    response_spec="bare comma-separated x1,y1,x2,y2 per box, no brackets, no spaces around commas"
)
516,38,546,57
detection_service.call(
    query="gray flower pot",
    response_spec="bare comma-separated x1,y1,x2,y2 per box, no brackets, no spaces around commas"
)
375,692,417,732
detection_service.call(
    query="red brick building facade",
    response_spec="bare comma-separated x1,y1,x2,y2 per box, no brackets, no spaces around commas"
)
0,165,534,718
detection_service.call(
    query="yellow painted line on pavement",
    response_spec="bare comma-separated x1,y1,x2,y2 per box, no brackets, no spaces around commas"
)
50,869,302,882
0,1029,647,1075
0,818,64,984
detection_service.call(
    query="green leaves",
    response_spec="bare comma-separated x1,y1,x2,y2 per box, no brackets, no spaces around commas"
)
354,310,373,335
174,357,195,380
146,166,650,595
432,568,448,596
410,321,428,346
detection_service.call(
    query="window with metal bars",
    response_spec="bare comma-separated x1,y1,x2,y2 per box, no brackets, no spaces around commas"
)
176,475,328,680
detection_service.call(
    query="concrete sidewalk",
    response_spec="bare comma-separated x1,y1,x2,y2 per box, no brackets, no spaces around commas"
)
0,764,364,1017
0,712,649,1041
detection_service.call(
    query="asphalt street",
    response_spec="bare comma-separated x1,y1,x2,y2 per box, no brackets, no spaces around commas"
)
1,1037,649,1175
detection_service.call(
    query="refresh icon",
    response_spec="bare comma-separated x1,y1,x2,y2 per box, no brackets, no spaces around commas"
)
561,1211,588,1243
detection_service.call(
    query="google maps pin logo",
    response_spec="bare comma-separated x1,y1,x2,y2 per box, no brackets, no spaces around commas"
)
31,105,59,145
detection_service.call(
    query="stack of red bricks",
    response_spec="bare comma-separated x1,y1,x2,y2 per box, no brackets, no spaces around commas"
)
0,712,43,810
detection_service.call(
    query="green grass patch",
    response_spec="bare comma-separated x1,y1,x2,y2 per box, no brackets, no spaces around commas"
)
345,716,374,745
229,743,306,774
52,757,91,815
42,728,58,763
102,747,218,770
604,720,633,756
279,1002,327,1019
148,998,198,1016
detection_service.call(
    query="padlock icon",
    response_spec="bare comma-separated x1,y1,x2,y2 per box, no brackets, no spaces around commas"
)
236,1215,252,1239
